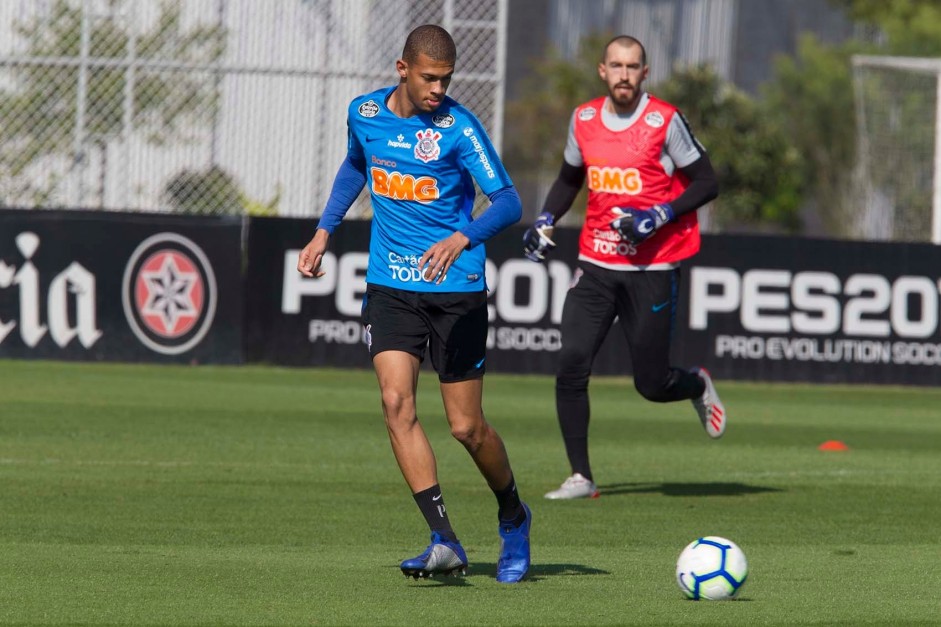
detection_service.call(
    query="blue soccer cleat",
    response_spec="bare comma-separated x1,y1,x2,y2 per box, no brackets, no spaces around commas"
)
400,532,468,579
496,502,532,583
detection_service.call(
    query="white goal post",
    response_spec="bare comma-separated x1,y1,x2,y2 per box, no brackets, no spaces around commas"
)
852,55,941,244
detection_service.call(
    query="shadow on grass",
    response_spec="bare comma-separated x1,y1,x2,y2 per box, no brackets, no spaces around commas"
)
467,562,609,583
597,481,782,497
394,562,609,586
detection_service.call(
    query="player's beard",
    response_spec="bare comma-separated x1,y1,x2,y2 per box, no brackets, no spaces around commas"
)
609,82,638,109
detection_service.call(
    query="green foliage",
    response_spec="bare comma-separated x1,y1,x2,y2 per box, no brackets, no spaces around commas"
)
761,35,865,236
507,2,941,237
163,166,281,216
503,34,610,221
830,0,941,56
763,0,941,238
163,165,243,215
504,33,608,172
655,66,803,232
0,0,225,202
240,184,282,217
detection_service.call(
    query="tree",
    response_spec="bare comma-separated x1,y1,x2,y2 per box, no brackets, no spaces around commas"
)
0,0,225,206
503,33,609,224
656,66,803,232
163,166,281,216
761,35,865,237
760,2,941,238
829,0,941,57
163,166,241,215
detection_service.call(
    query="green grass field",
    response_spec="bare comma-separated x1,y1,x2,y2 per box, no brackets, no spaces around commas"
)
1,359,940,625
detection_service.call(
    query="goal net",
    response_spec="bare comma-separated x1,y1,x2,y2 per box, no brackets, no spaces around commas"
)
852,55,941,243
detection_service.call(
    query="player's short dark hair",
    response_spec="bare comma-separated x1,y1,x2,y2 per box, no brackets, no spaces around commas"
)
603,35,647,66
402,24,457,64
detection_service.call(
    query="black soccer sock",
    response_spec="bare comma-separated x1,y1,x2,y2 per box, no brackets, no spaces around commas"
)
673,367,706,400
413,484,458,543
493,475,526,526
689,369,708,399
556,384,593,482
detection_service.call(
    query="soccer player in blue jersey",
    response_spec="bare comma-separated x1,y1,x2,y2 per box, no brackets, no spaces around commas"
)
297,24,531,583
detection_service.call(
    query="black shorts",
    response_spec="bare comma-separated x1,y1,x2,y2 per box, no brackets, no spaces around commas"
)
361,284,488,382
559,261,680,378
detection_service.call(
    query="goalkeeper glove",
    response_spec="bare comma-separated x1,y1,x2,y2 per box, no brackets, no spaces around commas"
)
610,203,675,245
522,211,557,262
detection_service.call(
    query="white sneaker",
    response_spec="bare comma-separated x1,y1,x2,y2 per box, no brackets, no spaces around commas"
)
544,473,600,500
691,367,726,438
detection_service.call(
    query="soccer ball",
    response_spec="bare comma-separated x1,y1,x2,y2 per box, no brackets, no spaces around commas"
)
675,536,748,600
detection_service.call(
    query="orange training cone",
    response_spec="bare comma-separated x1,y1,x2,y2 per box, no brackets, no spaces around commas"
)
818,440,849,451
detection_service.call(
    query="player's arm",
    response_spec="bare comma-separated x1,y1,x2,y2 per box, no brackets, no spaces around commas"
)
459,185,522,247
610,113,718,245
458,118,522,247
420,185,521,285
542,160,586,222
523,112,585,262
420,118,521,284
298,130,367,277
670,153,719,214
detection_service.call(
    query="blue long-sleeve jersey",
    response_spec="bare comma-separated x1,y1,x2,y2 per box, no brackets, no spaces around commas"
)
320,85,520,293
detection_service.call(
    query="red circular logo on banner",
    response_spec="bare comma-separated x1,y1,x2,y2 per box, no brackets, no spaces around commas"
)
134,249,205,338
122,233,217,355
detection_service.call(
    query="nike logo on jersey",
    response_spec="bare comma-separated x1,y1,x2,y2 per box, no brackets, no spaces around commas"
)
652,301,670,312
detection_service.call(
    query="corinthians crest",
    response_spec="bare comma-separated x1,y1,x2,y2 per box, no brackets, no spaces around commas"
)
414,128,442,163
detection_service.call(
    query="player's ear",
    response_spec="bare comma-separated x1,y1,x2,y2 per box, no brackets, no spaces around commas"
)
396,59,408,80
597,62,606,81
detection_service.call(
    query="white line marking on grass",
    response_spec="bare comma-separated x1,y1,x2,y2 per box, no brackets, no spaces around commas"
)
0,458,312,469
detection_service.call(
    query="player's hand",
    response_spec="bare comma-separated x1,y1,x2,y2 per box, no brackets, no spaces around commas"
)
522,211,556,262
297,230,330,278
610,204,674,245
419,232,469,285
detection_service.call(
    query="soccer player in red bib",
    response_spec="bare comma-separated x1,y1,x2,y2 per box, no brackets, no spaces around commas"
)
522,35,727,500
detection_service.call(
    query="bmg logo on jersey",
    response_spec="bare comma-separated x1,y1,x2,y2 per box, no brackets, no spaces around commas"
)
370,167,439,203
587,166,642,195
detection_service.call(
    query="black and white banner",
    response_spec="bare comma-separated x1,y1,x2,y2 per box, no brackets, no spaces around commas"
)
245,218,941,385
10,210,935,383
0,209,243,363
244,217,588,372
679,235,941,385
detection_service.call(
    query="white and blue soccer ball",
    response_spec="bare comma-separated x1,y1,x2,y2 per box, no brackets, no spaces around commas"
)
675,536,748,600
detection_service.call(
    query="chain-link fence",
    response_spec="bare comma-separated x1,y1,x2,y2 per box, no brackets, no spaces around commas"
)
0,0,507,217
